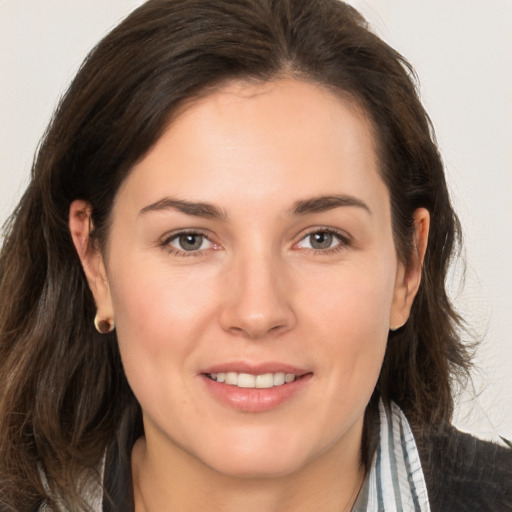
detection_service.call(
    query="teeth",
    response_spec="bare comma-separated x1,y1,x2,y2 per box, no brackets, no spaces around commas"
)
255,373,273,388
273,372,285,386
225,372,238,385
238,373,255,388
209,371,298,388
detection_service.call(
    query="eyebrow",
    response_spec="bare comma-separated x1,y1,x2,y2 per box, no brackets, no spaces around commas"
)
291,195,371,215
139,197,227,219
139,194,370,219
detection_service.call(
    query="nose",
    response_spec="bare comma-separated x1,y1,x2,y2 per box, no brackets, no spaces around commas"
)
219,250,296,339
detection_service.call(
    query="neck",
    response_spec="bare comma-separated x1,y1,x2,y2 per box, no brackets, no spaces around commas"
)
132,421,366,512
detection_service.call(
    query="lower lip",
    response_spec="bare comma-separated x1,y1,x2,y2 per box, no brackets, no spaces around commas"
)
201,374,313,413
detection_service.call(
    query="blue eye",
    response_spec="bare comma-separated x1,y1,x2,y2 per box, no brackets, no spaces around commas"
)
176,233,205,251
308,231,334,249
164,232,213,254
296,230,348,251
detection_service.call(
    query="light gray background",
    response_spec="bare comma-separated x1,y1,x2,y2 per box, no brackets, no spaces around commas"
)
1,1,510,440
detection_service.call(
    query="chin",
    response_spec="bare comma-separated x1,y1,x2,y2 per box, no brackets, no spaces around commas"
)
204,454,307,480
193,432,317,480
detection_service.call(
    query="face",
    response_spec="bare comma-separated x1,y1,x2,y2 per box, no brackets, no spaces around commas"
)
74,79,422,478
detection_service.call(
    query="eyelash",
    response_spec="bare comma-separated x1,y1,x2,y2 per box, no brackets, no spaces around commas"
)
160,229,216,257
295,228,351,255
160,228,351,257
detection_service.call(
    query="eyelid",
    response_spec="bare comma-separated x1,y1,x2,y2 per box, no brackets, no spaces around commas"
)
160,228,219,256
158,226,351,257
293,227,352,251
161,227,211,243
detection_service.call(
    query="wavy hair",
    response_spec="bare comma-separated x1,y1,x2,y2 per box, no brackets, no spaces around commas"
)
0,0,469,509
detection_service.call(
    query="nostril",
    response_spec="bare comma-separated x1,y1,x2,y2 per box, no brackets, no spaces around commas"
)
226,319,290,339
218,270,297,338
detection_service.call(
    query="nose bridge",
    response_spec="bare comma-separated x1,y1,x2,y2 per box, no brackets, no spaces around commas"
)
219,241,295,338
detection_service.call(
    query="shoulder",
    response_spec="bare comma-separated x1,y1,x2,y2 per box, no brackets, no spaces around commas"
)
417,425,512,512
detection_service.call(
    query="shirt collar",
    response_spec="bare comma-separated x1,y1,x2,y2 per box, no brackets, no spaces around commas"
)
352,399,431,511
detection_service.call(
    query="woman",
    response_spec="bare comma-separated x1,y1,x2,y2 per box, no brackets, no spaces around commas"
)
0,0,510,510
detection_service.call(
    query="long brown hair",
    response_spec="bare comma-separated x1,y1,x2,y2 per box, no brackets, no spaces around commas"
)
0,0,469,509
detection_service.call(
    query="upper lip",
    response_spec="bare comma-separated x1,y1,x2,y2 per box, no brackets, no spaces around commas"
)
201,361,311,376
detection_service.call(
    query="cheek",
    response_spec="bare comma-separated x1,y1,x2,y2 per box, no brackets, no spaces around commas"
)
304,255,396,334
111,250,217,329
107,260,223,432
107,253,221,384
301,257,395,383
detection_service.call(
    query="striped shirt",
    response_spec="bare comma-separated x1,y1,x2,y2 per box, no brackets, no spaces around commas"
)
41,399,431,511
353,400,431,511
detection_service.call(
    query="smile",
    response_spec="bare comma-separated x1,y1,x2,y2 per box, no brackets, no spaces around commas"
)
207,372,297,388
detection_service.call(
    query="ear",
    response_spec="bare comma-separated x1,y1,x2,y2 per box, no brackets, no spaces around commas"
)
389,208,430,330
69,199,114,331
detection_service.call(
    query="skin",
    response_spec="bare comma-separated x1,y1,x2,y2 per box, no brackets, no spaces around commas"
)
70,79,429,511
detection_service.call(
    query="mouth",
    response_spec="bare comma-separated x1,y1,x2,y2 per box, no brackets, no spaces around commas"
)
201,365,313,412
206,371,302,389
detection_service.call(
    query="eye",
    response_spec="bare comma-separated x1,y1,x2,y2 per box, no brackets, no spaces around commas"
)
307,231,335,250
296,229,349,252
163,231,215,254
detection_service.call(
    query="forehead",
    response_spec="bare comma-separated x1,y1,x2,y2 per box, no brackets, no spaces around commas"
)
117,79,387,216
